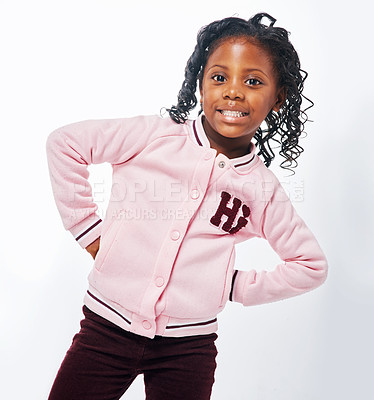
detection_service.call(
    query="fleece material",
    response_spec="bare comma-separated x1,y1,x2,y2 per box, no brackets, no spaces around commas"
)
46,113,328,338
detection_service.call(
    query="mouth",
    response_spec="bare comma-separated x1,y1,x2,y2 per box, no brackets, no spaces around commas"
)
218,110,249,118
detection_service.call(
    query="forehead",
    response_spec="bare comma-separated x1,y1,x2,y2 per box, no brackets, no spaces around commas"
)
205,36,274,71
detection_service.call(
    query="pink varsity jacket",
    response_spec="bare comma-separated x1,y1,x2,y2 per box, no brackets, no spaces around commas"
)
46,114,328,338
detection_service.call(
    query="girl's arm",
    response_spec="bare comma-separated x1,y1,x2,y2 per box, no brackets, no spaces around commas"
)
46,115,162,249
231,181,328,306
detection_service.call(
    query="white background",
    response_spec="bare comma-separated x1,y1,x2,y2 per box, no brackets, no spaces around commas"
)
1,0,373,399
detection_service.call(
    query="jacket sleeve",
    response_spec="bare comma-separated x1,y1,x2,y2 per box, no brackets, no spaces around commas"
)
46,115,161,248
231,179,328,306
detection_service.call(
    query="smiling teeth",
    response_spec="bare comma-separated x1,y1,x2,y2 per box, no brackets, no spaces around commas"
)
220,110,247,117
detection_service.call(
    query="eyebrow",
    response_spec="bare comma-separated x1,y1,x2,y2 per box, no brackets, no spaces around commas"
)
207,64,269,78
207,64,228,71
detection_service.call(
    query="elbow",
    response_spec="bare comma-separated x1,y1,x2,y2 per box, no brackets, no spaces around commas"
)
46,129,70,163
310,256,328,289
291,255,328,292
46,130,59,160
46,129,62,153
320,257,329,284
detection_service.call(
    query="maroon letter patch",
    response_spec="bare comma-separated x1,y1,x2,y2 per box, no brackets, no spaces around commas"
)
210,191,250,234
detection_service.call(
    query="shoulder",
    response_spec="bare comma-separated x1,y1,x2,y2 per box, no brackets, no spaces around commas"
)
126,113,188,129
50,114,188,137
120,113,190,139
237,157,289,214
244,156,282,192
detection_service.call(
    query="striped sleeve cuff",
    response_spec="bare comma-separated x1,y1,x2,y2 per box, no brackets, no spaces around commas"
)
230,269,257,305
229,270,239,301
69,213,102,249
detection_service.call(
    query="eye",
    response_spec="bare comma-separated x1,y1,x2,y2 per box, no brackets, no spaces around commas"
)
246,78,262,86
212,74,226,83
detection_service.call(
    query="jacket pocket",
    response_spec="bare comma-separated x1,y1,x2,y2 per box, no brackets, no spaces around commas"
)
93,216,123,271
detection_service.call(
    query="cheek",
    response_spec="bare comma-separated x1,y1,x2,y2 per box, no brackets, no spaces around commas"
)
201,92,212,109
201,87,220,106
252,93,276,113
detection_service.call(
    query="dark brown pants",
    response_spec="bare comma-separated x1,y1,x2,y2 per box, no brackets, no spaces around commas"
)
48,306,218,400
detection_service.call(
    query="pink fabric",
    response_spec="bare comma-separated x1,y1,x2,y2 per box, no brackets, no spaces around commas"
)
46,114,328,338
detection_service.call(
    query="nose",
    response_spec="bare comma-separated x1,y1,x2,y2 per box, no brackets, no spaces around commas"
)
223,80,244,100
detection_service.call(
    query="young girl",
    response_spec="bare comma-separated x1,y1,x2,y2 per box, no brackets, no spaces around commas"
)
47,12,327,400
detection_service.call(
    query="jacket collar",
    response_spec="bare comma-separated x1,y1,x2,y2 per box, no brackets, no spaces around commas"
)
190,114,257,171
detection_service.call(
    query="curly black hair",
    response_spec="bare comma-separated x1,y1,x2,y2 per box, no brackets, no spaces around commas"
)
166,12,313,171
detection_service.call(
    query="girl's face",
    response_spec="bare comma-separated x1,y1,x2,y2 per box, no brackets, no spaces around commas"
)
200,37,285,158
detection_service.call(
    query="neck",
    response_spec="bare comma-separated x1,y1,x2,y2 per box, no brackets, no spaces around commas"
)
202,116,252,159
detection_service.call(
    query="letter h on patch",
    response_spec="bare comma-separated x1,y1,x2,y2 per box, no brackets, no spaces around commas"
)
210,191,250,234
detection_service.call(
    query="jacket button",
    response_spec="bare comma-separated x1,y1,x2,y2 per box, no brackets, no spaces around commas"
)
142,320,152,330
170,230,180,240
218,161,226,168
155,277,165,287
190,189,200,200
204,152,213,160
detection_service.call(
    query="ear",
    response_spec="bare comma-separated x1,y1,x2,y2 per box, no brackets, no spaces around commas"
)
199,86,203,104
272,87,287,112
199,72,205,103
